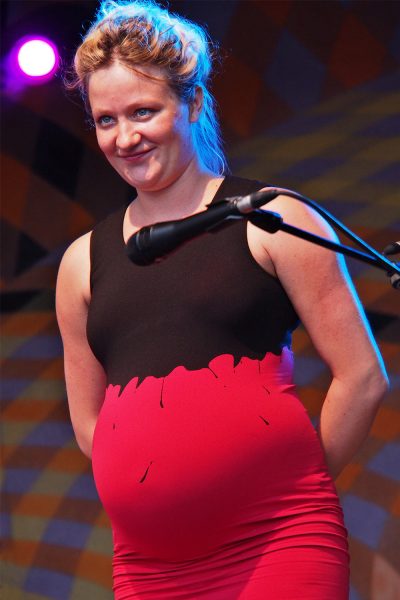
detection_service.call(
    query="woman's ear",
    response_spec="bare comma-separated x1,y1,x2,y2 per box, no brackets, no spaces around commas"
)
189,86,203,123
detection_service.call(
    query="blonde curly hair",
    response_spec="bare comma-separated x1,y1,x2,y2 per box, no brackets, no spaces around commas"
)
68,0,227,174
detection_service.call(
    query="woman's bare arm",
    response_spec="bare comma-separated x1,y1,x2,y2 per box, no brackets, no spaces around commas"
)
248,193,389,478
56,232,107,459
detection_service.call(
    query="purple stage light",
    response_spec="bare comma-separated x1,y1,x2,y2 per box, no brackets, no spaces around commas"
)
4,35,59,94
16,36,59,81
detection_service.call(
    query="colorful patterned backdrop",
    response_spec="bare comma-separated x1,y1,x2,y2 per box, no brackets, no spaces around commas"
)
1,1,399,599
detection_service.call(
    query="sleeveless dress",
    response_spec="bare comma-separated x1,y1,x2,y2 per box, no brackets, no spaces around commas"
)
88,176,349,599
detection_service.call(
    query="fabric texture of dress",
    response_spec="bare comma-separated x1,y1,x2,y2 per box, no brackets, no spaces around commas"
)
88,176,349,599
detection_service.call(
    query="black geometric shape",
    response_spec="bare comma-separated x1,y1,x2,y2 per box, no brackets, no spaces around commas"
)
32,118,83,197
0,290,40,313
1,218,19,280
1,99,40,166
365,310,400,344
15,231,48,275
139,461,154,484
0,290,55,313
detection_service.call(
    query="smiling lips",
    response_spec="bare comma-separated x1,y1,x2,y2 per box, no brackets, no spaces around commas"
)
118,148,154,161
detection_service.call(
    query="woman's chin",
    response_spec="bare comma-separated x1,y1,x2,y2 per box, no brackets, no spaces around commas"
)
120,169,160,192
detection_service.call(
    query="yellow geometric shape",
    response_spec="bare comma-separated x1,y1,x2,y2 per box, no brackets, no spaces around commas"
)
335,462,363,492
75,550,113,587
356,92,400,115
1,312,54,336
12,493,62,518
371,406,400,441
45,447,90,473
2,399,60,421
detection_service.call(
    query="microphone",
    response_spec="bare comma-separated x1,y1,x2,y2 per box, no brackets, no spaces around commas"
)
126,188,279,265
383,241,400,256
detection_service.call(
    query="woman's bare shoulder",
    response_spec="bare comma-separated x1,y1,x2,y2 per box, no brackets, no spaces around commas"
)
61,230,92,263
57,231,93,305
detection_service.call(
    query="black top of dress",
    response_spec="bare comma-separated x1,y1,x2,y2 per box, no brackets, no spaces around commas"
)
87,176,299,386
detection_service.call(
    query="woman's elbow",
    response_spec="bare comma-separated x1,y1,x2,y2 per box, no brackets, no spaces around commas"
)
76,436,93,459
363,363,389,405
73,423,95,460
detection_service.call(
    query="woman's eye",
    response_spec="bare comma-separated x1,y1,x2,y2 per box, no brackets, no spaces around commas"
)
135,108,153,118
97,115,114,126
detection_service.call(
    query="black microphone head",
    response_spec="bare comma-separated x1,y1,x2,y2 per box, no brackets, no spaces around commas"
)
126,222,181,265
126,227,156,266
383,241,400,256
125,202,237,266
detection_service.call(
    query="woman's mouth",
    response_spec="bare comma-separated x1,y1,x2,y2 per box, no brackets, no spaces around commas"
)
119,148,154,162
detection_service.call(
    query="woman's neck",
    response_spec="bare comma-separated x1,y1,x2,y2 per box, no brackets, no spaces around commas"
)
127,161,224,228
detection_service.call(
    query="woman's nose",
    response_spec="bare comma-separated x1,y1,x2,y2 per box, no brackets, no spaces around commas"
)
116,122,141,150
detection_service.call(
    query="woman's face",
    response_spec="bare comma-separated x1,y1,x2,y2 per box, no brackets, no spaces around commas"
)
88,61,201,192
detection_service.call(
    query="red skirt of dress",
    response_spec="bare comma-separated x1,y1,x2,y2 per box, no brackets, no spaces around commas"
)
92,348,349,599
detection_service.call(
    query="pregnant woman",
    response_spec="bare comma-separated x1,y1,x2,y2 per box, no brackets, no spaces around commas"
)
56,1,388,598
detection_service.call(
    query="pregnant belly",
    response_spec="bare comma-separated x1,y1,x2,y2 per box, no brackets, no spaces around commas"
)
92,351,332,561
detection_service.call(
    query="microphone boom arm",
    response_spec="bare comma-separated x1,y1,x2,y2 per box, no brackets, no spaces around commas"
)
260,187,397,276
247,186,400,290
249,209,397,273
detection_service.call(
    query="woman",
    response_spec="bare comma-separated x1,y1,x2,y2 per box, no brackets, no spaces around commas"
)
56,1,388,598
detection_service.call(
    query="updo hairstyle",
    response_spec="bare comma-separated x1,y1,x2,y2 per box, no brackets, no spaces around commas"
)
68,0,227,175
